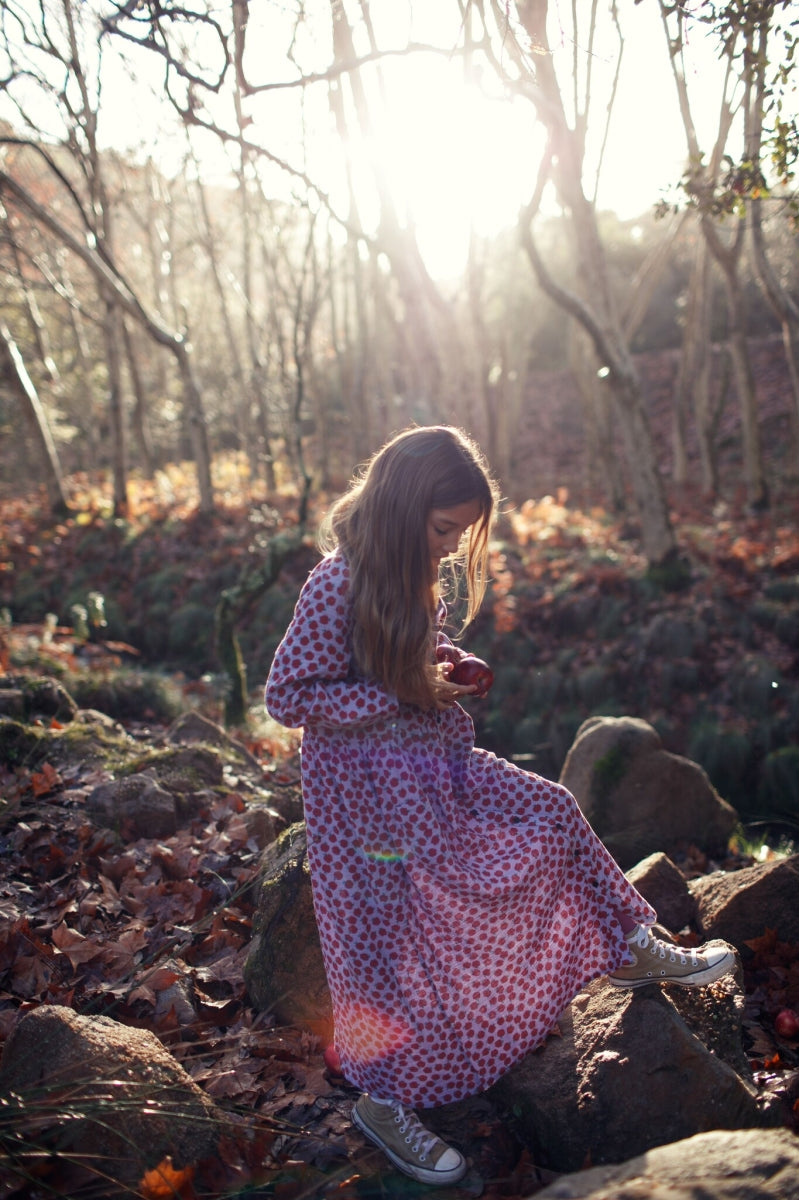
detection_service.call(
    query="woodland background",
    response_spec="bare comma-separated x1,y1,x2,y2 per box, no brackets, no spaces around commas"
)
2,0,799,828
1,4,799,1196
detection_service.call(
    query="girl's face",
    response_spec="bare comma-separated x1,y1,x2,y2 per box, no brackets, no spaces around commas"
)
426,499,483,567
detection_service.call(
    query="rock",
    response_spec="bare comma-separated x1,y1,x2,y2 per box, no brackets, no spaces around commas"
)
690,854,799,947
532,1127,799,1199
0,688,24,718
151,958,198,1027
559,716,737,868
0,717,47,769
87,773,181,838
626,852,697,932
489,973,778,1175
168,711,264,775
0,1006,219,1194
244,822,332,1040
140,745,224,792
0,672,78,721
240,800,283,849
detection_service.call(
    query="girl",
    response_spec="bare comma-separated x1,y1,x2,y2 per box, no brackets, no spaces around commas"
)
265,425,734,1186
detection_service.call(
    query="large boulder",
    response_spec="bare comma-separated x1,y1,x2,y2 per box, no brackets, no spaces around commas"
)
0,1005,219,1195
559,716,737,868
690,854,799,947
489,970,779,1174
243,822,332,1041
532,1127,799,1199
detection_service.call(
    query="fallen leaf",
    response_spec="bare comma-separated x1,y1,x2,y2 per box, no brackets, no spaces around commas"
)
30,762,63,796
138,1157,196,1199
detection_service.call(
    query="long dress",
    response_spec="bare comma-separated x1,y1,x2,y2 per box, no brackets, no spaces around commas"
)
265,550,655,1107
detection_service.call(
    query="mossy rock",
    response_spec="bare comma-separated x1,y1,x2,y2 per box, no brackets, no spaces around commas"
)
0,674,78,722
0,718,48,770
244,822,331,1038
127,745,224,793
69,670,183,723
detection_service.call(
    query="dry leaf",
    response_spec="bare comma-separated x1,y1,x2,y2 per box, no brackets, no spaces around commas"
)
138,1157,196,1199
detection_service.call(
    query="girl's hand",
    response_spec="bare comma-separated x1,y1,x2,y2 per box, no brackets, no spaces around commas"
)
432,661,477,709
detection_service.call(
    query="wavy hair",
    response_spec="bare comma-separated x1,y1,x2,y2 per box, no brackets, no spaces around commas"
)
319,426,499,708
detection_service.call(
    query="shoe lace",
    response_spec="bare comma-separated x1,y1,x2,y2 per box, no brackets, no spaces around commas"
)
633,925,699,966
391,1102,440,1161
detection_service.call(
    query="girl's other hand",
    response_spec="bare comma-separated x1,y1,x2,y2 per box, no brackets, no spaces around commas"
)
432,661,477,709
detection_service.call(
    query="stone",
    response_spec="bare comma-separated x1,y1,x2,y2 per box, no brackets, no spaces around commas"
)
243,821,332,1041
86,773,180,838
0,688,24,718
532,1127,799,1199
489,973,779,1175
0,673,78,721
0,1006,219,1194
240,800,283,849
559,716,737,868
626,852,697,932
168,711,264,775
690,854,799,947
142,745,224,792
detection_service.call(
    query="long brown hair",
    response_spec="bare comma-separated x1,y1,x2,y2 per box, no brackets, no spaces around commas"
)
320,426,499,708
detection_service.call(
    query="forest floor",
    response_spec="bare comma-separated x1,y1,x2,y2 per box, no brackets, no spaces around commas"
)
2,335,799,1198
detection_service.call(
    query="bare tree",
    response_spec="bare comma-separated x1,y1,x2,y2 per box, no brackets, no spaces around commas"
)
0,166,215,510
484,0,677,567
659,0,771,509
742,5,799,450
0,321,68,512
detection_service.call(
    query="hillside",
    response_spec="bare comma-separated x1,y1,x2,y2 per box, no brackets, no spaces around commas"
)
1,337,798,831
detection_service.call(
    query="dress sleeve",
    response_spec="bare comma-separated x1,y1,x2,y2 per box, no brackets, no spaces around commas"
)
265,552,401,730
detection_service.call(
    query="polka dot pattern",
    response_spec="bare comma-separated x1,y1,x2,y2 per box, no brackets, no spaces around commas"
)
265,551,656,1107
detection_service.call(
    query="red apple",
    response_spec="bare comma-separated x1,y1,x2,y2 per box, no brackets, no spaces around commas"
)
436,644,464,667
450,654,494,697
774,1008,799,1039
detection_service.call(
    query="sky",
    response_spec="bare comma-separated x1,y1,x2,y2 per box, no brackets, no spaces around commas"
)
0,1,733,280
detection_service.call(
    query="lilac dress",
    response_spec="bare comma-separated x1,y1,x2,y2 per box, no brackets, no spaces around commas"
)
265,551,654,1106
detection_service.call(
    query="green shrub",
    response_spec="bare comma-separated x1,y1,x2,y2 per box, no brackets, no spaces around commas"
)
69,670,184,723
757,746,799,820
166,603,214,668
728,655,782,717
687,722,754,813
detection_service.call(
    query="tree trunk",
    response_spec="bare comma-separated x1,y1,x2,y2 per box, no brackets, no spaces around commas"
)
102,299,129,517
0,323,68,513
672,231,711,488
745,13,799,451
0,168,216,513
122,318,154,476
570,326,626,511
703,214,768,509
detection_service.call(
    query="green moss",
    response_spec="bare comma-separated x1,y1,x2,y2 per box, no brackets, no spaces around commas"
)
592,744,629,797
0,720,48,770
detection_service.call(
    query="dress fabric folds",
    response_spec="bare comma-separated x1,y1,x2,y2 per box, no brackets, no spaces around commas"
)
265,551,655,1106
